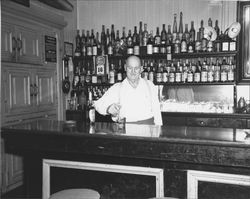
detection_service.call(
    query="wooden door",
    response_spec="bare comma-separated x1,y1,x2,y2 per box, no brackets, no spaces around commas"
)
34,69,57,111
3,67,34,116
1,22,16,62
17,26,42,65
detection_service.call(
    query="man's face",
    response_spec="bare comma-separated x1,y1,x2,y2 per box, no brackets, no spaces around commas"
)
125,58,143,82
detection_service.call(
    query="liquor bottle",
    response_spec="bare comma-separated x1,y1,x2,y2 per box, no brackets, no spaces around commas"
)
181,33,187,53
175,61,182,83
194,61,201,83
182,61,188,83
88,90,95,124
62,56,71,94
147,31,153,55
142,60,149,80
96,32,102,55
90,29,95,46
139,21,143,46
166,25,172,54
74,30,81,57
133,26,140,55
117,60,123,82
107,35,113,56
127,29,133,55
86,30,92,56
179,12,184,40
214,21,221,52
189,21,196,43
105,28,110,54
156,61,163,83
100,25,106,54
121,27,127,45
85,62,91,83
201,59,208,82
221,57,228,82
111,24,115,45
143,23,149,46
80,29,86,56
75,29,81,49
162,62,169,83
154,27,161,45
153,28,160,54
187,64,194,83
148,61,155,82
195,32,201,53
214,58,221,82
184,24,190,44
227,57,234,82
200,20,207,52
114,30,120,55
160,24,167,54
169,62,175,83
109,63,115,84
214,20,220,39
208,18,213,27
172,13,178,42
207,59,214,82
174,33,181,54
92,33,98,56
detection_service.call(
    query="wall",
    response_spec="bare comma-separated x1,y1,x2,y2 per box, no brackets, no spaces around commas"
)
77,0,237,35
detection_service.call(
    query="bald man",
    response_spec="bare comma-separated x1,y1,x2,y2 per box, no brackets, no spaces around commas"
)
94,56,162,125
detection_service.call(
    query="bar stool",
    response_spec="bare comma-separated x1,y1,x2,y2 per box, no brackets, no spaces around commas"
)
49,188,100,199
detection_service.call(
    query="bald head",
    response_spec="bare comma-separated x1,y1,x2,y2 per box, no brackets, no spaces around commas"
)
125,56,143,83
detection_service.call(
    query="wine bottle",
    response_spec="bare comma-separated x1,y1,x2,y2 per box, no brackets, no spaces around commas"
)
111,24,115,45
147,31,153,55
127,29,133,55
153,28,160,54
181,33,187,53
179,12,183,40
143,23,149,46
133,26,140,55
139,21,143,46
80,29,86,56
172,14,178,42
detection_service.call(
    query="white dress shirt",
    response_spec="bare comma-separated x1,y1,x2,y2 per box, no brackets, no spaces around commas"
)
94,78,163,125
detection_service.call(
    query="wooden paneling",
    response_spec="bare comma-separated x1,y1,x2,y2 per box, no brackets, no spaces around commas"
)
77,0,237,35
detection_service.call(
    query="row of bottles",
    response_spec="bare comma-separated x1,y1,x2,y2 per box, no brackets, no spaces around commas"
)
74,12,236,57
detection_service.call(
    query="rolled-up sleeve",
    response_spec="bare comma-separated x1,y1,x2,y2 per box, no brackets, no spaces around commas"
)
94,83,120,115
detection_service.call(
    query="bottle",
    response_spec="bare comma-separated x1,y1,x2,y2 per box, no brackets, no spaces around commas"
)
182,61,188,83
133,26,140,55
162,62,169,83
86,30,92,56
214,21,221,52
184,24,190,45
187,64,194,83
189,21,196,43
147,31,153,55
194,61,201,82
207,58,214,82
160,24,167,54
117,60,123,82
114,30,120,55
109,63,115,84
174,33,181,54
172,13,178,42
156,62,163,83
169,62,175,83
181,33,187,53
107,35,113,55
139,21,143,46
178,12,184,40
214,59,221,82
143,23,149,46
175,61,182,82
148,61,155,82
154,27,161,45
101,25,106,51
166,25,172,54
208,18,213,27
75,29,81,49
214,20,220,40
105,28,110,54
195,32,201,53
142,60,149,80
227,57,234,82
90,29,95,46
92,34,98,56
88,90,95,124
201,59,208,82
220,57,228,82
111,24,115,45
80,29,86,56
127,29,133,55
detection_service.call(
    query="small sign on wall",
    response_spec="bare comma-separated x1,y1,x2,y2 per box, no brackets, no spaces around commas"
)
45,35,57,62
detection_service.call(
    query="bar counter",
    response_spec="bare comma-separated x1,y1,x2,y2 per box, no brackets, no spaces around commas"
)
2,119,250,198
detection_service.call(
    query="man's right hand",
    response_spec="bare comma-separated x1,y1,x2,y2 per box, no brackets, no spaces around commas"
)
107,103,121,117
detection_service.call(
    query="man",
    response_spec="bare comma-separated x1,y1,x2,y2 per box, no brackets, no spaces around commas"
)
94,55,162,125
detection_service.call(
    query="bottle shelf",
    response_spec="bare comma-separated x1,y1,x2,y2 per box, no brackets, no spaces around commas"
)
73,51,237,61
155,81,236,86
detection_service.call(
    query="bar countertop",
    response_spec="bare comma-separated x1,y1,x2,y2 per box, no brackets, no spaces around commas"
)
2,119,250,168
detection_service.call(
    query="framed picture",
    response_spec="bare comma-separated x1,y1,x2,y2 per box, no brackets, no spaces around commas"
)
64,42,73,57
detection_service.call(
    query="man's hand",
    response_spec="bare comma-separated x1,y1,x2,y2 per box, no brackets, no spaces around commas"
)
107,103,121,117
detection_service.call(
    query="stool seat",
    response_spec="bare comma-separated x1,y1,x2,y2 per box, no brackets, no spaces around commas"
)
49,188,100,199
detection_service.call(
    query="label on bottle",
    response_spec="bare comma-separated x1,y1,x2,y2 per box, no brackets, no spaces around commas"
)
181,41,187,53
91,75,97,83
149,72,154,82
222,42,229,51
175,72,181,82
195,41,201,52
166,45,172,54
127,47,134,55
162,72,168,82
134,45,140,55
201,71,208,82
182,71,187,82
174,43,180,54
92,46,97,55
117,73,122,82
156,72,162,82
108,46,113,55
201,39,207,52
153,46,159,54
194,72,201,82
229,41,236,51
221,71,227,82
147,44,153,54
188,44,194,53
160,46,166,54
187,72,193,82
109,71,115,84
169,72,175,82
214,70,220,81
207,71,214,82
227,70,234,81
89,108,95,123
87,46,92,56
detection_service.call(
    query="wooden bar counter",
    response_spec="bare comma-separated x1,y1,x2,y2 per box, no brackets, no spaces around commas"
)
2,119,250,198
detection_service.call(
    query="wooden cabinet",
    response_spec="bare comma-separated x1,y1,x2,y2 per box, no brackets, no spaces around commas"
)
1,21,42,65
